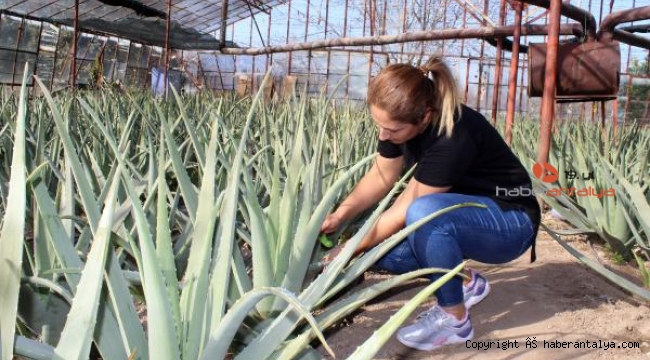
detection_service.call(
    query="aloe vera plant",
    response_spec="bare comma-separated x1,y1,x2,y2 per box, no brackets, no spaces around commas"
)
508,118,650,299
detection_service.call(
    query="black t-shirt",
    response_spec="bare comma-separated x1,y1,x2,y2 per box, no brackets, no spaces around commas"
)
377,105,540,261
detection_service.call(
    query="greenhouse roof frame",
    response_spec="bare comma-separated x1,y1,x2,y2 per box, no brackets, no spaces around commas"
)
0,0,287,49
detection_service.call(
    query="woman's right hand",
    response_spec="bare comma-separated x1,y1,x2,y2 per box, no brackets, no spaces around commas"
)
320,213,343,234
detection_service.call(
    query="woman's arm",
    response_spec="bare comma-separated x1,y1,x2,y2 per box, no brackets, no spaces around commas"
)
322,177,450,263
351,178,451,256
321,155,405,233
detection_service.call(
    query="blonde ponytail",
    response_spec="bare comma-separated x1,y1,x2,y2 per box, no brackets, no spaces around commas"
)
420,57,462,138
367,56,463,138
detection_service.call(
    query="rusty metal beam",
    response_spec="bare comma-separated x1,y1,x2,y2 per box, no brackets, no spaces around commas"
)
219,23,585,55
32,20,43,87
164,0,172,97
476,0,490,112
265,8,272,70
286,0,292,73
219,0,229,48
612,29,650,49
305,0,312,91
520,0,597,40
505,1,523,145
598,5,650,40
441,0,448,58
71,0,79,88
619,24,650,33
598,6,650,49
537,0,562,174
486,20,584,53
10,17,24,90
324,0,331,94
464,58,471,102
344,0,351,96
491,0,508,125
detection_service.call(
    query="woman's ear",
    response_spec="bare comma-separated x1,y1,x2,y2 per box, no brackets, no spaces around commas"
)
423,107,434,125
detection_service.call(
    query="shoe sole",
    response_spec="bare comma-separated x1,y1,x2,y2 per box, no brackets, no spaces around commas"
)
465,280,491,309
397,329,475,351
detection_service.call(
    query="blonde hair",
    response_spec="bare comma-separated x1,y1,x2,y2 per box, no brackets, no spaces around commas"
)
367,57,462,137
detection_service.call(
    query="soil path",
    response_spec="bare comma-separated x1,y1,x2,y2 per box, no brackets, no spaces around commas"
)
321,219,650,359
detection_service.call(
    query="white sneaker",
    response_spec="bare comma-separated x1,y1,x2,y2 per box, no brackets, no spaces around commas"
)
463,269,491,308
397,305,474,351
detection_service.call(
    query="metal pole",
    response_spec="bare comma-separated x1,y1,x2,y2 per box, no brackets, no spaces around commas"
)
305,0,312,93
441,0,448,57
33,20,44,88
214,52,225,90
196,54,207,90
623,73,634,122
220,0,229,48
324,0,331,95
491,0,507,125
601,100,606,127
71,0,79,89
143,42,153,90
537,0,562,166
343,0,351,97
461,0,467,58
591,102,596,123
519,54,526,113
50,26,63,90
465,58,471,103
163,0,172,98
11,18,25,91
419,0,429,64
266,9,272,71
106,36,118,83
247,13,257,95
476,0,489,111
367,0,376,87
381,0,388,55
612,98,618,136
400,0,407,62
286,0,293,73
505,2,523,145
124,39,134,86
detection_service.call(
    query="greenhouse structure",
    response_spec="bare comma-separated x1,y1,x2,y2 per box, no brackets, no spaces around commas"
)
0,0,649,359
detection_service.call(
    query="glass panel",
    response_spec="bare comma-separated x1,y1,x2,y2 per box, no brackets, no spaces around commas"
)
128,43,143,67
76,34,92,59
18,19,41,52
140,46,152,68
0,15,21,50
217,55,235,73
11,52,36,84
76,59,94,85
102,38,118,82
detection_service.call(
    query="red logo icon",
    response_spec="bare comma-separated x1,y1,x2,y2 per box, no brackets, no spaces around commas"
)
532,162,558,183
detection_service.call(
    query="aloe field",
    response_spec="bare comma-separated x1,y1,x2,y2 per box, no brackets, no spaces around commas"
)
1,68,650,359
0,71,478,360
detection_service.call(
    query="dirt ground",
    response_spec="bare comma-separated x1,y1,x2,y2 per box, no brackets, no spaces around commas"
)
319,216,650,359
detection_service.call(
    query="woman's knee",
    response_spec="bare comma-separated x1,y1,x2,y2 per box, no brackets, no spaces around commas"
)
407,194,440,224
405,194,458,229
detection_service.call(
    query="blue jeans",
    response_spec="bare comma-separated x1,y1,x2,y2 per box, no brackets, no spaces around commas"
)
374,193,535,307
